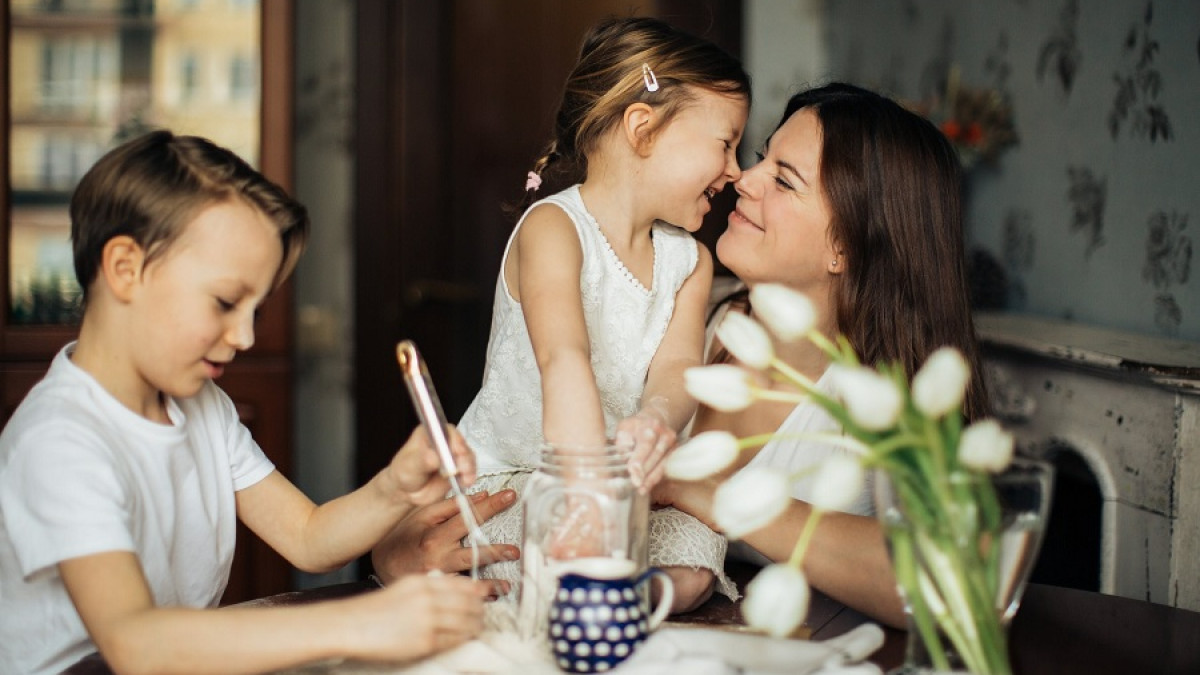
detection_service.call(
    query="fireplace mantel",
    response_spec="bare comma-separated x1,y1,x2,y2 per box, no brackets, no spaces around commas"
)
975,311,1200,610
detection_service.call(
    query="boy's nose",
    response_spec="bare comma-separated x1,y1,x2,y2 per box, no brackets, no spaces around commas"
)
228,315,256,351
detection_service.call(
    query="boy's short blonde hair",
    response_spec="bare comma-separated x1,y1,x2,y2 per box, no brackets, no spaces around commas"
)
70,130,309,301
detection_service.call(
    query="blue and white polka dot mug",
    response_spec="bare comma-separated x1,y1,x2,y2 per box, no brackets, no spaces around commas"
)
547,557,674,673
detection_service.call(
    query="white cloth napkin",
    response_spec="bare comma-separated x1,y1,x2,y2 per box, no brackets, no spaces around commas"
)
276,624,885,675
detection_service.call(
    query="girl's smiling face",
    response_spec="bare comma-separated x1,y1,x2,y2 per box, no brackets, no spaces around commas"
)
130,198,283,404
642,88,749,233
717,108,839,293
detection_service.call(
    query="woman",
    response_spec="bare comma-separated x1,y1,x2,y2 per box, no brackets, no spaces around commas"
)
654,82,989,628
374,82,988,627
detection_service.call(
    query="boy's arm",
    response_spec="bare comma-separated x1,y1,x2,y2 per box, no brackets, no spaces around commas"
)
236,425,471,574
619,243,714,487
514,205,607,448
60,550,487,674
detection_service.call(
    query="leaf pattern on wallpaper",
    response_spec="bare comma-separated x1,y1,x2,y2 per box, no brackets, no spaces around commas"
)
1067,167,1107,257
1142,211,1190,335
918,17,956,102
1142,211,1192,288
1108,2,1173,142
985,32,1013,92
1002,208,1035,307
1037,0,1081,93
1153,294,1182,335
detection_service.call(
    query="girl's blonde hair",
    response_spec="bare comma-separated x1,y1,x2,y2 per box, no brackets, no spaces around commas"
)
525,16,750,203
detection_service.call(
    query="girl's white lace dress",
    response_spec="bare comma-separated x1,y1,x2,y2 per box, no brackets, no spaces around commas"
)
458,185,736,600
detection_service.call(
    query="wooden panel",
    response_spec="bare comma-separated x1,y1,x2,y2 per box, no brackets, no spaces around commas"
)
217,360,293,604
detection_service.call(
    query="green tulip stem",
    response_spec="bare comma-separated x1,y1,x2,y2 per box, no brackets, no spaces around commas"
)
788,506,823,568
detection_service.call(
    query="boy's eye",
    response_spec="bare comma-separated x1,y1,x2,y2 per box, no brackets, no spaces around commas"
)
754,151,765,162
216,298,235,311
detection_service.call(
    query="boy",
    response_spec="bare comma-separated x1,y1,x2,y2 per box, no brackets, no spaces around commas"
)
0,130,488,674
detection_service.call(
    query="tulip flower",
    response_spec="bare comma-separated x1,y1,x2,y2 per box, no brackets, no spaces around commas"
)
665,431,740,481
912,347,971,419
831,365,903,431
809,454,866,513
742,564,811,637
749,283,817,342
958,419,1014,473
684,365,754,412
713,467,791,539
715,312,774,369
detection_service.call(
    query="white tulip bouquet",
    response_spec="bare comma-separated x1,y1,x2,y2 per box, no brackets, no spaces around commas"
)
668,283,1018,675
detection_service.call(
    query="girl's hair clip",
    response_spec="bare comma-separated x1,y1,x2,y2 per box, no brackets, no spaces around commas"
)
642,63,659,92
524,170,543,192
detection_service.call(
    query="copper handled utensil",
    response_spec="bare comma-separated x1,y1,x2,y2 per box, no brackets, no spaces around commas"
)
395,340,489,573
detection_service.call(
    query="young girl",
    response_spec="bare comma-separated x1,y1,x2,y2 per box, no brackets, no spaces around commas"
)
457,16,750,612
0,131,489,675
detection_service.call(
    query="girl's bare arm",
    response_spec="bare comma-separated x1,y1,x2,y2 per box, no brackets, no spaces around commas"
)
512,205,607,448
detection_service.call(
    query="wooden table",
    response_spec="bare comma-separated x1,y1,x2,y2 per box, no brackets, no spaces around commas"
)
66,564,1200,674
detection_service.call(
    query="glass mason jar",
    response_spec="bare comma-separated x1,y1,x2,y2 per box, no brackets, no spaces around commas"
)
517,442,649,640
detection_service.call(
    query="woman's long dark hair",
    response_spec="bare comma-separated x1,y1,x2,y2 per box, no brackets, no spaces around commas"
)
719,83,989,420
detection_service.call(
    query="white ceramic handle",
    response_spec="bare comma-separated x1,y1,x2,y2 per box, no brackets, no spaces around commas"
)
643,568,674,629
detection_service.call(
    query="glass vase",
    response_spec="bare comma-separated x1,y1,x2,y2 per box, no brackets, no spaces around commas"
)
875,458,1054,675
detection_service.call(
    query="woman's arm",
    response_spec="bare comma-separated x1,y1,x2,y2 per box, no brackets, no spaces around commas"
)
60,551,487,675
655,476,906,628
371,489,519,591
511,205,606,447
619,244,714,487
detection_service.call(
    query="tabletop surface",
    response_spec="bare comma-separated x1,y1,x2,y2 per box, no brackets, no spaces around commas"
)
66,562,1200,674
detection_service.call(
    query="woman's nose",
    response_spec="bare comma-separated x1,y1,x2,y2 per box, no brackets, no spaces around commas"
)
734,164,762,199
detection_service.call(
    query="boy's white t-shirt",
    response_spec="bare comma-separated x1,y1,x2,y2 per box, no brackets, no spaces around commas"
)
0,343,275,675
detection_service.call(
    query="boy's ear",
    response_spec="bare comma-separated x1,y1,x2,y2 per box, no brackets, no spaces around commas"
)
100,235,146,302
622,102,657,156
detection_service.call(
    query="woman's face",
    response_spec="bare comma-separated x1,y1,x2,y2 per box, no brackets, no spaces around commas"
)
716,108,839,293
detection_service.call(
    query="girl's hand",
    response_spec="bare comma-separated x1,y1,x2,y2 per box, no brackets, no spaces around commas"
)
615,405,677,493
345,573,489,662
385,425,477,506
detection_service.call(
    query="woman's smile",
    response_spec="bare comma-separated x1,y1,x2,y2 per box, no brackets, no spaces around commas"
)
728,204,763,232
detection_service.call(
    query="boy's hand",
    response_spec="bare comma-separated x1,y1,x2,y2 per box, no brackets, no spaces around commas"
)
347,573,489,662
385,425,477,506
615,406,676,493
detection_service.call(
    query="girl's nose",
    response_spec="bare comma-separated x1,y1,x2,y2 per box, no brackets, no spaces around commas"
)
725,153,743,183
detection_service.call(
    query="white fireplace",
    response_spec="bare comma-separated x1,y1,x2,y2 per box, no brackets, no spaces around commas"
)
976,312,1200,610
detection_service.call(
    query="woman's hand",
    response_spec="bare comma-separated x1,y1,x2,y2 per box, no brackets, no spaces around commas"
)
383,425,477,507
371,489,519,597
616,404,677,493
652,477,721,532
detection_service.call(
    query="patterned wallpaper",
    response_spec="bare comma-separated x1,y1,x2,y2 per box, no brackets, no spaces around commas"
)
816,0,1198,340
